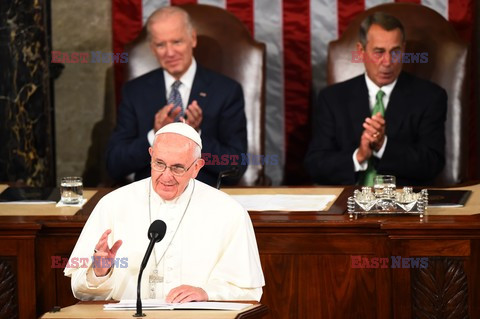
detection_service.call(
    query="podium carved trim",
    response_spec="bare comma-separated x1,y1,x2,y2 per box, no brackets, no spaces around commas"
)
411,257,469,319
0,258,18,319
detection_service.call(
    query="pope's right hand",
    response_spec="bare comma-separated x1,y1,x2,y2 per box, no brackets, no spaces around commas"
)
92,229,122,277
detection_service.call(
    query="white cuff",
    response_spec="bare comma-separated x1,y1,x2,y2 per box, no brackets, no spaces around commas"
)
373,136,388,158
353,149,368,172
86,265,113,288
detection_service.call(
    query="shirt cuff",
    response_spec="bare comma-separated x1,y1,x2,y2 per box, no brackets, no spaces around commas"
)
353,149,368,172
373,136,388,158
147,129,155,146
86,265,113,288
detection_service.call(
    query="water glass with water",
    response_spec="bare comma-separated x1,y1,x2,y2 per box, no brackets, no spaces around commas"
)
373,175,396,198
60,177,83,204
373,175,396,211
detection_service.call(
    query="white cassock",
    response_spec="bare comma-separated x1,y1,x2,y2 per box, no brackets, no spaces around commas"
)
64,178,265,301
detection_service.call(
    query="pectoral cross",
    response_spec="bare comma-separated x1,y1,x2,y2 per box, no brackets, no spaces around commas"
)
148,269,163,299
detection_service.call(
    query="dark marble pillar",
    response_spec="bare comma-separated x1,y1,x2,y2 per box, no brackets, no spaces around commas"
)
0,0,55,186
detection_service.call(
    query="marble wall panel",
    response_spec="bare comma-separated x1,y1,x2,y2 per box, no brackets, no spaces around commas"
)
0,0,55,186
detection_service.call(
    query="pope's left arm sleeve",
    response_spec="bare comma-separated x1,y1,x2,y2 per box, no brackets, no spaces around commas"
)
201,210,265,301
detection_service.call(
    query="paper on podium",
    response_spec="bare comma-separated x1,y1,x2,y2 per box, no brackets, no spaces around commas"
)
104,299,253,311
231,194,336,211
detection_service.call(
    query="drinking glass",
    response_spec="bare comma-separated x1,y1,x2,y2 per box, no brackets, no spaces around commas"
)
374,175,396,210
373,175,396,199
60,177,83,204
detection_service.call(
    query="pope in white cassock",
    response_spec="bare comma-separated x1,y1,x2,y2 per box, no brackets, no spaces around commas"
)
64,122,265,302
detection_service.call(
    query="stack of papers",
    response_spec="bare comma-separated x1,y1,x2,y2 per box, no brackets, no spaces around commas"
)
104,300,252,311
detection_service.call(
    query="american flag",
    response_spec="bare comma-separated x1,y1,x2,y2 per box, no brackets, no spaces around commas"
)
112,0,474,185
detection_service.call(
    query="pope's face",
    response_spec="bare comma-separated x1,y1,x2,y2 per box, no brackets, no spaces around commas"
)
149,12,197,79
149,134,204,201
358,24,405,87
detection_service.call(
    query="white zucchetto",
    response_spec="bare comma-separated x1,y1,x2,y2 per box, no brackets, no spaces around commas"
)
155,123,202,149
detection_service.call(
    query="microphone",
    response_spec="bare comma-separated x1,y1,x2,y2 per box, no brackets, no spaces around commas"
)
216,166,240,189
134,220,167,317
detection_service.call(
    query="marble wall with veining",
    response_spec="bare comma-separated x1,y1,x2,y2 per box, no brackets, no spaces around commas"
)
51,0,116,186
0,0,55,186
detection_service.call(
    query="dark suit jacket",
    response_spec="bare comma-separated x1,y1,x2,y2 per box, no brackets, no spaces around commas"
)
305,72,447,186
106,65,248,187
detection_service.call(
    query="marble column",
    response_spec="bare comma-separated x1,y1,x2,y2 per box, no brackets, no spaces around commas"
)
0,0,55,186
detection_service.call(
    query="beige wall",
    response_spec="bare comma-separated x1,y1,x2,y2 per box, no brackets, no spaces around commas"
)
52,0,116,186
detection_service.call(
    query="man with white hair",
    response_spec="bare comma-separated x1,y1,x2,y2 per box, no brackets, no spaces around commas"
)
106,6,247,187
66,123,264,302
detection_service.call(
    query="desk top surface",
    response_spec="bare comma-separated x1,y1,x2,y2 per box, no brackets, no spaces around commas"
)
40,302,267,319
1,183,480,229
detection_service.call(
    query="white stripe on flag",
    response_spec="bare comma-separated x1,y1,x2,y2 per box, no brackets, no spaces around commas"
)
254,0,284,185
421,0,448,19
365,0,393,10
198,0,226,8
142,0,170,24
311,0,338,95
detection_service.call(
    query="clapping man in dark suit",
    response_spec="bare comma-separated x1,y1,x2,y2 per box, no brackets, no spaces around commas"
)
106,6,247,187
305,12,447,186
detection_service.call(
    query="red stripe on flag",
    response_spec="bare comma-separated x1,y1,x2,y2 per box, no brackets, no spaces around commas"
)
112,0,143,106
337,0,364,37
226,0,254,35
171,0,197,5
283,0,312,184
448,0,474,42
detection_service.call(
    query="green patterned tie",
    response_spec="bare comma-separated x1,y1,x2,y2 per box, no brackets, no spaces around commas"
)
363,90,385,186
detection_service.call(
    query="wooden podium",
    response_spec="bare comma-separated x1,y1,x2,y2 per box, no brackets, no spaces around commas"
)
40,302,268,319
2,184,480,318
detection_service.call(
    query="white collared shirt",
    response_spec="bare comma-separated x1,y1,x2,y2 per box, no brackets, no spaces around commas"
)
364,73,397,113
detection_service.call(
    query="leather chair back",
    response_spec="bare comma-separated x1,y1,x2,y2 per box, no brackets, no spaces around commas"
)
327,3,469,186
125,4,266,186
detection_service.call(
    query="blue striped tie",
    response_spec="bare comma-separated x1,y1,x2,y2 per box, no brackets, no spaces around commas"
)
168,80,183,121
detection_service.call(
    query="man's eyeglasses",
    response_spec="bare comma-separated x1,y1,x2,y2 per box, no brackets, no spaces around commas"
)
151,159,197,176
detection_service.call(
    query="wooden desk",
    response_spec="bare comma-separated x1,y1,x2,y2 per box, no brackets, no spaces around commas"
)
1,184,480,319
40,302,267,319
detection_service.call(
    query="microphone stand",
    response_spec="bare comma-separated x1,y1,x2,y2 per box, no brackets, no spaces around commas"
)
134,237,157,317
134,266,147,317
134,220,166,317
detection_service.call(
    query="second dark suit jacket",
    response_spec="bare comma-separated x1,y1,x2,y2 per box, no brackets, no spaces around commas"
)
106,65,248,186
305,72,447,186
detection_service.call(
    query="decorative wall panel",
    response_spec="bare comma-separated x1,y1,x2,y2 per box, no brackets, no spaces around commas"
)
0,0,54,186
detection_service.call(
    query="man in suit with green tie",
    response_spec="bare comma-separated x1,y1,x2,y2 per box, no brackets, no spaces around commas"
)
305,12,447,186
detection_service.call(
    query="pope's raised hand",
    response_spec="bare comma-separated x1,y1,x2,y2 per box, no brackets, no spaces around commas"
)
92,229,123,277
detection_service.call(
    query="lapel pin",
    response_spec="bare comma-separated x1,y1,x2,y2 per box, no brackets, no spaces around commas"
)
199,92,207,97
